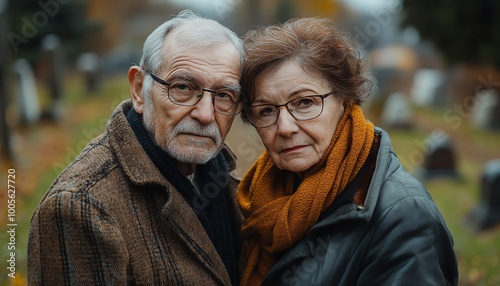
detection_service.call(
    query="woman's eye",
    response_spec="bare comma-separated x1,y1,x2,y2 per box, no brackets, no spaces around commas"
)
259,106,275,116
297,98,314,107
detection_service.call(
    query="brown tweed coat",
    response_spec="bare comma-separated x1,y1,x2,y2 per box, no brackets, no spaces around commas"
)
28,100,243,285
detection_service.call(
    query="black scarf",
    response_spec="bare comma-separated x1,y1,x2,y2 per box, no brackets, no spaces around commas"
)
127,108,239,285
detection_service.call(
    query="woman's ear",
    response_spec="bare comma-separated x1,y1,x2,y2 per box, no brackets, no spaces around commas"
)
129,66,145,114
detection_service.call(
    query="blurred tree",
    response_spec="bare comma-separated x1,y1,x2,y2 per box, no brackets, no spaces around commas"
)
86,0,147,55
1,0,12,161
401,0,500,68
276,0,340,23
6,0,101,65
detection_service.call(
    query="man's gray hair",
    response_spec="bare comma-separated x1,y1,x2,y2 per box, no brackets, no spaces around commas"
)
139,9,244,96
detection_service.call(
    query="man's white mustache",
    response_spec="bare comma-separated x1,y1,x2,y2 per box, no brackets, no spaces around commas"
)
172,118,222,144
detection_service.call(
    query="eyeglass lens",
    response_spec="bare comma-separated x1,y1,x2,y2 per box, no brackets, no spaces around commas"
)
247,95,325,127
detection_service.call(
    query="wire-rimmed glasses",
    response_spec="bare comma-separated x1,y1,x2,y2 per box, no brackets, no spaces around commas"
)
244,92,334,128
146,70,244,116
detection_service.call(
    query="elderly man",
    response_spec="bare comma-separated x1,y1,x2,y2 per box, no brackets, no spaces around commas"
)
28,10,244,285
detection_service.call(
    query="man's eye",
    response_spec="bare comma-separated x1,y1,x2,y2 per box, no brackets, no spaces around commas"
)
170,80,200,93
216,91,232,99
172,83,193,92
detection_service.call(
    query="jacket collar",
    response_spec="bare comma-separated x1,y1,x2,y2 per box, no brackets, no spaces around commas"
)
311,128,396,230
107,100,167,186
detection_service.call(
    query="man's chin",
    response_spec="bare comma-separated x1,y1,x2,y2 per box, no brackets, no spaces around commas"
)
167,145,220,164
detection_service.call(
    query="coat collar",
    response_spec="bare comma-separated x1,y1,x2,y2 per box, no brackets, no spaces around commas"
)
310,128,394,230
107,100,167,186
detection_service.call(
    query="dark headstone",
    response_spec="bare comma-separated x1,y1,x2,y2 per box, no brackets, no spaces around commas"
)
413,131,461,181
465,159,500,231
490,102,500,131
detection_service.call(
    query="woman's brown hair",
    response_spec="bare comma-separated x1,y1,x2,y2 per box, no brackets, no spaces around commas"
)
241,17,375,122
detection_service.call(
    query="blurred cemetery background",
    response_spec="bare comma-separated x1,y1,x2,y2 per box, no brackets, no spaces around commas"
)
1,0,500,285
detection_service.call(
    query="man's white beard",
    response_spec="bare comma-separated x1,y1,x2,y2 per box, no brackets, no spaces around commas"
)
143,106,222,164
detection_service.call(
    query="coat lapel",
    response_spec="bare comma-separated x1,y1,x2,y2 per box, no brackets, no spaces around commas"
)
162,189,231,285
108,100,232,285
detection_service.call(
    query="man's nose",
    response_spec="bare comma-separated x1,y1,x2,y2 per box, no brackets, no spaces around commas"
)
190,92,215,125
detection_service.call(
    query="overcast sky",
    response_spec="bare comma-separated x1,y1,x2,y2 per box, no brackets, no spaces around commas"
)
165,0,397,17
342,0,394,13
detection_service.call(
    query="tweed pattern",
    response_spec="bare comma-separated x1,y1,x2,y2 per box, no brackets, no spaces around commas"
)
28,100,242,285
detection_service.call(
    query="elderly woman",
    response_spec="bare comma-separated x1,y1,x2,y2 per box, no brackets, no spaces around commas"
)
237,18,458,286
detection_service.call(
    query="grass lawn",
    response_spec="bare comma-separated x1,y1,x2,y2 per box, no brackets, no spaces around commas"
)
389,131,500,286
1,73,499,285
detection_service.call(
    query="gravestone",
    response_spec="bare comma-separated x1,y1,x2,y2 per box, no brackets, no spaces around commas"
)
380,92,413,129
41,34,64,121
413,131,461,182
12,59,40,125
472,89,500,131
410,69,446,107
489,101,500,131
77,52,101,93
465,159,500,231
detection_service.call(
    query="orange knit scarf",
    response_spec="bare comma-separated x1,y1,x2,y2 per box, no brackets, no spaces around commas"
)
237,103,374,286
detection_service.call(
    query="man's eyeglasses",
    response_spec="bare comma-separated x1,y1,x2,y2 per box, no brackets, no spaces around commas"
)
145,70,244,116
244,92,334,128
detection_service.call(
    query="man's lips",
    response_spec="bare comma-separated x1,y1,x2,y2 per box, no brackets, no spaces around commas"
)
179,133,214,141
282,145,307,153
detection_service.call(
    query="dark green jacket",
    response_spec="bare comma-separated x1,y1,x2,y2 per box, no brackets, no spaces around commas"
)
263,128,458,286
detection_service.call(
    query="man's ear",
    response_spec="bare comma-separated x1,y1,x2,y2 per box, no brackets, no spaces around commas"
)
129,66,145,114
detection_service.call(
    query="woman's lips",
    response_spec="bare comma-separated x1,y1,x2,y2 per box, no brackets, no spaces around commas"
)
282,145,307,153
